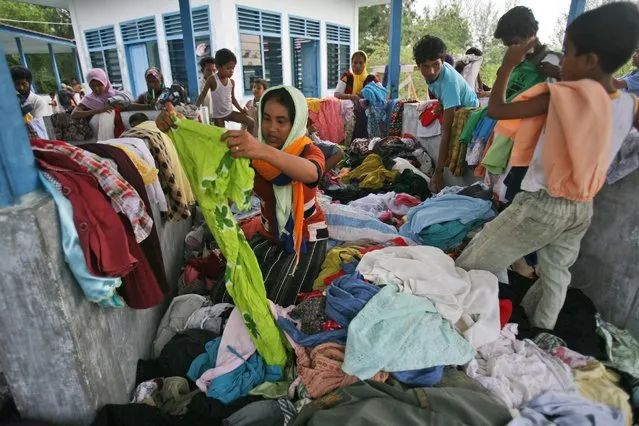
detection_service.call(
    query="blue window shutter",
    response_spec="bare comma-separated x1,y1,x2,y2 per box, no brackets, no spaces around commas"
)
100,27,116,46
339,26,350,44
121,17,157,43
261,12,281,34
238,8,260,32
164,13,182,38
192,8,210,34
307,20,320,39
85,30,101,50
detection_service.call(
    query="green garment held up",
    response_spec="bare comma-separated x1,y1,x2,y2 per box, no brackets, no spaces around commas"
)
170,119,287,368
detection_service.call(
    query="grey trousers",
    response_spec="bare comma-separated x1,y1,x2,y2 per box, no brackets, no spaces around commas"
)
456,190,593,329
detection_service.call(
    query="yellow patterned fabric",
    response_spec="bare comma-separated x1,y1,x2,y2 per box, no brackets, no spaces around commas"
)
112,143,159,185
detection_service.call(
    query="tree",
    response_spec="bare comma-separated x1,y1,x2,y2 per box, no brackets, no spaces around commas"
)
0,0,74,93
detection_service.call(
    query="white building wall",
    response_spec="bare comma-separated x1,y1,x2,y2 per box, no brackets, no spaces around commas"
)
68,0,358,101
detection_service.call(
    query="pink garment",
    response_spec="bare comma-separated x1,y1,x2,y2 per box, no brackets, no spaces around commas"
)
309,97,345,143
81,68,119,110
551,346,597,369
195,308,256,392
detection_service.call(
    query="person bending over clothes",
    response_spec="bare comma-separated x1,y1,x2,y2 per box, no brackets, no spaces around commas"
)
456,2,639,331
455,47,491,97
494,6,562,97
333,51,383,140
414,35,479,193
196,48,254,133
157,86,328,306
307,119,345,171
71,68,126,140
12,66,47,120
243,78,268,137
614,49,639,96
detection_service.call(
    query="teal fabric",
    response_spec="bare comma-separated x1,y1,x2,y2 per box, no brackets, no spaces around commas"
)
428,63,479,110
187,336,281,403
342,284,475,379
417,219,485,251
39,172,125,308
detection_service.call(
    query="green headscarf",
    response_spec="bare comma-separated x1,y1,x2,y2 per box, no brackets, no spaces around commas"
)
256,85,309,238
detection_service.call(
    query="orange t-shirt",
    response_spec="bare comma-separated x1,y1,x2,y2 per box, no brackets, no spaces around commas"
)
253,144,328,243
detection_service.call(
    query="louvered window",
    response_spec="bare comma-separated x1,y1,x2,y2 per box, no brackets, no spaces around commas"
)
237,7,283,94
289,17,320,39
326,24,351,89
163,7,213,86
85,26,122,89
120,17,156,43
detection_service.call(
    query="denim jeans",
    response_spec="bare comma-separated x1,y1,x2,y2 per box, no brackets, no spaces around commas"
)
456,190,593,329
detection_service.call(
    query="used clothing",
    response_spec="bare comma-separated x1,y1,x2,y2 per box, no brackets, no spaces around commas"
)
296,342,388,399
291,381,513,426
465,324,575,409
399,194,495,250
152,295,207,358
39,172,124,307
185,303,234,335
621,68,639,97
509,391,625,426
342,154,399,190
448,107,480,176
342,284,475,379
597,316,639,379
356,246,500,348
325,274,380,328
170,119,287,368
187,308,282,403
80,143,169,295
121,125,193,220
32,139,153,243
574,362,633,426
457,190,593,329
308,97,345,143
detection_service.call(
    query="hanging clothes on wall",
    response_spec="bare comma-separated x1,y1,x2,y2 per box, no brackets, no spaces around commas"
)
388,100,417,137
32,148,166,309
38,172,125,308
82,143,169,295
100,138,167,213
169,118,287,369
121,122,194,221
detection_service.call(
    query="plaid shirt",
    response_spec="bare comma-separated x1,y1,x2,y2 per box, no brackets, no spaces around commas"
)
31,139,153,243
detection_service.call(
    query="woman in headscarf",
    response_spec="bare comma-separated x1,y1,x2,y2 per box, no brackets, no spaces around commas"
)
134,67,167,109
71,68,122,140
333,51,383,140
157,86,328,306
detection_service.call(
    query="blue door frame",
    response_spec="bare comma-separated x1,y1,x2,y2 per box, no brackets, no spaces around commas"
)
300,40,320,98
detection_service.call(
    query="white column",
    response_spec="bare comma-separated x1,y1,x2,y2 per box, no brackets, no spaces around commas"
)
69,0,89,79
319,22,328,97
281,13,292,88
156,14,173,85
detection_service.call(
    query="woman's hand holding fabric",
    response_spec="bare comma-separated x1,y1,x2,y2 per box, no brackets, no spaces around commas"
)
155,102,183,132
222,130,266,160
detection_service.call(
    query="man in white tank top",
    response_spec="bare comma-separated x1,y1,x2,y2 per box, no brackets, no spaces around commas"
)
196,48,255,134
456,3,639,332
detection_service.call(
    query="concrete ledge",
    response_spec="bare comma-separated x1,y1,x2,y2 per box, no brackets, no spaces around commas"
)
0,191,191,425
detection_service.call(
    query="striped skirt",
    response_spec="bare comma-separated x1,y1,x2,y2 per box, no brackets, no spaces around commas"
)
210,234,327,307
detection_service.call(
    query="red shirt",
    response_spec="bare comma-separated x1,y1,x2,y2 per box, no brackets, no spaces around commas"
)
253,144,328,243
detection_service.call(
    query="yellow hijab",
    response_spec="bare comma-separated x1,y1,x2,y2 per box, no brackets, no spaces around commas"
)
351,50,369,94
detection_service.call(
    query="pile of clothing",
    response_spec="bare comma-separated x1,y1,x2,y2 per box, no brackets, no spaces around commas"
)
73,105,639,426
